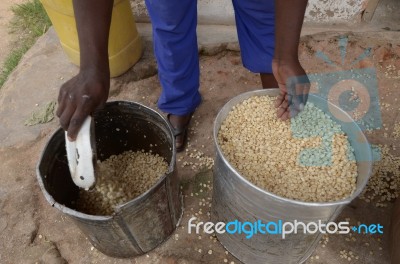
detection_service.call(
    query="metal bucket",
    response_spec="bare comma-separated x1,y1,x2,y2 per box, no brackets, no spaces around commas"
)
212,89,372,264
36,101,182,258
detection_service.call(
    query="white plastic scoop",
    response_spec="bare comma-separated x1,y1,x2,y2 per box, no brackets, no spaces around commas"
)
65,116,96,190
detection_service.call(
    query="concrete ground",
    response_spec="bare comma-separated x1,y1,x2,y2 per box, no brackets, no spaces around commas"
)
0,22,400,264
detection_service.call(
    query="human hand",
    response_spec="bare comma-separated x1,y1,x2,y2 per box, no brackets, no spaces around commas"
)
272,58,310,120
56,68,110,141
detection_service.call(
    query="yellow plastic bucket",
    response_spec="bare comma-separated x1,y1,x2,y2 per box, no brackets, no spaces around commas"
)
40,0,143,77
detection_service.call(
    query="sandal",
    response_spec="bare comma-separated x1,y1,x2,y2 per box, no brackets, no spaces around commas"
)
167,113,193,152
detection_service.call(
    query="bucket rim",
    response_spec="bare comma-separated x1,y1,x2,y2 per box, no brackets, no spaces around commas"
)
36,100,176,219
213,89,372,207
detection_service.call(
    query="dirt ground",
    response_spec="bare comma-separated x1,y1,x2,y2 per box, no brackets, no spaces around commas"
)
0,0,25,68
0,29,400,263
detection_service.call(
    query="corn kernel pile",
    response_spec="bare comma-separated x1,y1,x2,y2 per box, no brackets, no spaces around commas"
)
77,150,169,215
360,145,400,207
218,95,358,202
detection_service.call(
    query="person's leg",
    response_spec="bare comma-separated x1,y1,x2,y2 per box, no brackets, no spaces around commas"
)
232,0,278,88
145,0,200,150
261,73,278,88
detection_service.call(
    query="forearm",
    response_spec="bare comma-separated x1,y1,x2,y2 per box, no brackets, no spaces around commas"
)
274,0,308,62
73,0,113,72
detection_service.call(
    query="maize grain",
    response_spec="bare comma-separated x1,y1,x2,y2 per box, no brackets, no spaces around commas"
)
360,144,400,206
218,95,358,202
77,150,169,215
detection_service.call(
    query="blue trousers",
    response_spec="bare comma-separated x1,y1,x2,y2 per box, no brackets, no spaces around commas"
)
145,0,275,116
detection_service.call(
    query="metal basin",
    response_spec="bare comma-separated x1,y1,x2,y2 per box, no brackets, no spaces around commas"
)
36,101,182,258
212,89,372,264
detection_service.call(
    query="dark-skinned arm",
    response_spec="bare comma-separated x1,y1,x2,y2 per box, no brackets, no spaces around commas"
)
273,0,310,120
56,0,113,141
